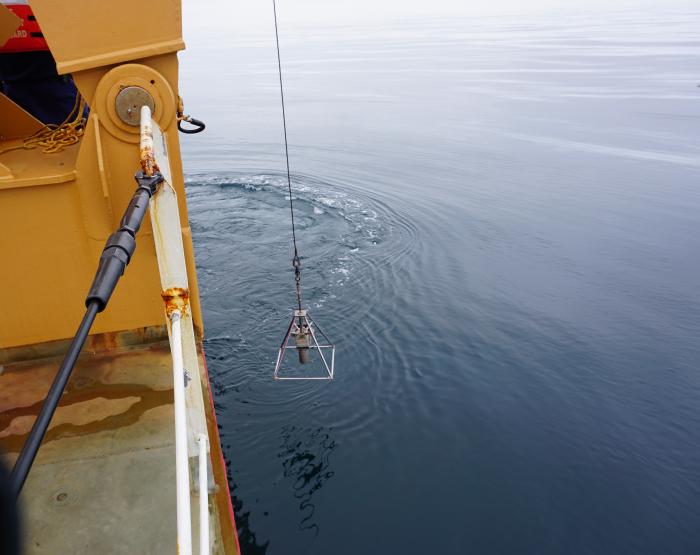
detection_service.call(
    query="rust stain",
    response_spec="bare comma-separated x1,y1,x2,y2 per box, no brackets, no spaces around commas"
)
85,326,168,355
140,146,160,177
139,113,159,177
161,287,189,317
0,325,169,365
87,330,121,353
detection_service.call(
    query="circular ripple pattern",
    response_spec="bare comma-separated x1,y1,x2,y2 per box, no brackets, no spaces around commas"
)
186,171,421,553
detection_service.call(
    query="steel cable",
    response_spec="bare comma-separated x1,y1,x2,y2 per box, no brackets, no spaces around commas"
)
272,0,303,312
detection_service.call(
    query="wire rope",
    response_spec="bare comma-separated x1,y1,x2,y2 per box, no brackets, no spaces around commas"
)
272,0,303,312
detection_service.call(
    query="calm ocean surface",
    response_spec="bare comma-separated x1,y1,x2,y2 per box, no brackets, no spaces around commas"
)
179,7,700,554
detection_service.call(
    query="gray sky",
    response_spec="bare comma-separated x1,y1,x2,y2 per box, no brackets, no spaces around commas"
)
183,0,698,36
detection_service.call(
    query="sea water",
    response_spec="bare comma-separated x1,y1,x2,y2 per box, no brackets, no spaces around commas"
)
179,5,700,554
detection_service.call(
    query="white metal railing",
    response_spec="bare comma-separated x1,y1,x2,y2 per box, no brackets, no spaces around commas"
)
171,310,193,555
141,106,211,554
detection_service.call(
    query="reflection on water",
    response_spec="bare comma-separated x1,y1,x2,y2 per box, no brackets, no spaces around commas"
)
279,426,336,536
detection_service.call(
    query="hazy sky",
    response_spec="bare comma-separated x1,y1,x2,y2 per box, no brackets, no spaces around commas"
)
183,0,698,35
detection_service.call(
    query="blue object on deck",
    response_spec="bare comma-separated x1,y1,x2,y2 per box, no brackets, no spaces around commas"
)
0,51,81,125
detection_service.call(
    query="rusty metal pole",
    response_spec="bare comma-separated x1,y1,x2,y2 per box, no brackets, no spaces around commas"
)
140,105,211,554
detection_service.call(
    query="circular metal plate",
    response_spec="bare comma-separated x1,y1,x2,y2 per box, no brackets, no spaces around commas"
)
94,64,176,143
115,86,155,127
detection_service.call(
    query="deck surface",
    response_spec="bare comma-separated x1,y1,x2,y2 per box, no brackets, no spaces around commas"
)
0,338,218,553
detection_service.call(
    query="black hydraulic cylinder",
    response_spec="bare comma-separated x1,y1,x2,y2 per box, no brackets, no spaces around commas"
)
86,172,163,311
9,170,164,498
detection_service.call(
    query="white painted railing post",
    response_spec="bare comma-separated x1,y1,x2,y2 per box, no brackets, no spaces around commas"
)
141,105,212,555
171,310,192,555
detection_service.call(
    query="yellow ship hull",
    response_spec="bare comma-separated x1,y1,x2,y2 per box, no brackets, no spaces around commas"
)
0,1,239,552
